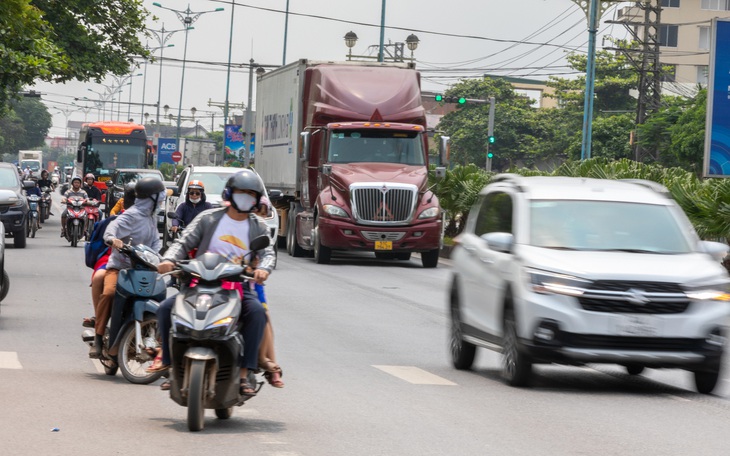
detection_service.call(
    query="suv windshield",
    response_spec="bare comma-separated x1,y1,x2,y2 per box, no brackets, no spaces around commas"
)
0,168,19,188
529,200,692,254
328,129,425,165
190,171,236,197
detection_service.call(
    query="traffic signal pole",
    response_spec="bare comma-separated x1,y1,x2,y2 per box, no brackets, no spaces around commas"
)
486,96,495,172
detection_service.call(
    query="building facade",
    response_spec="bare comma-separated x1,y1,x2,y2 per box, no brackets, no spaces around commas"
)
619,0,730,94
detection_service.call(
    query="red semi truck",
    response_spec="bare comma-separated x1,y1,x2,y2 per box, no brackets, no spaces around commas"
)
254,59,448,267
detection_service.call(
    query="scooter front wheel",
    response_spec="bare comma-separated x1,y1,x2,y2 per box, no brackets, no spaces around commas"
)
188,359,207,432
118,316,164,385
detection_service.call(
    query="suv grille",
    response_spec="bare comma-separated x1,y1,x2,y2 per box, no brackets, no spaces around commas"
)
351,184,417,225
579,280,689,314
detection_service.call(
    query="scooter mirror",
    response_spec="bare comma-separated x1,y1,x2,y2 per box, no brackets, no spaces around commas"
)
249,235,270,252
167,212,178,219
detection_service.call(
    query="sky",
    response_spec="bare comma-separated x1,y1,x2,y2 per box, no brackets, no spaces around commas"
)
33,0,631,139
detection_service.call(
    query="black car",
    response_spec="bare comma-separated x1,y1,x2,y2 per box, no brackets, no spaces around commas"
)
0,162,31,248
104,168,164,216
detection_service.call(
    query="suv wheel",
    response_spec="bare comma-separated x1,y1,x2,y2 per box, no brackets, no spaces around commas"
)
693,358,722,394
13,228,26,249
450,284,475,370
502,306,532,387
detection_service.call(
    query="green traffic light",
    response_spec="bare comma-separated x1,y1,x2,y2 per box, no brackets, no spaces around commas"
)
458,97,466,104
434,94,443,102
488,135,495,144
487,152,494,159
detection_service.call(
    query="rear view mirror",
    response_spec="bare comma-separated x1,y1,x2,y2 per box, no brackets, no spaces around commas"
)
480,232,514,254
167,211,178,219
249,235,270,251
438,135,450,167
268,189,283,201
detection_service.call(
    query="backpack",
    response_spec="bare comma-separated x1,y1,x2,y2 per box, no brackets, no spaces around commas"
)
84,215,117,269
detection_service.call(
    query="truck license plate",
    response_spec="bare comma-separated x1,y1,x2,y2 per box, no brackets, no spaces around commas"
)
615,314,660,337
375,241,392,250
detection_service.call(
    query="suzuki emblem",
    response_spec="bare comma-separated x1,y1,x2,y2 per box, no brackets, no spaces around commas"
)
626,288,650,305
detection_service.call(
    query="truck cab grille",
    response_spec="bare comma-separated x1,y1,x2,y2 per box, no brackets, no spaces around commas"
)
350,183,418,226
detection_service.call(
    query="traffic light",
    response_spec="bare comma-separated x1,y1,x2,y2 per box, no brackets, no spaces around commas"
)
488,135,495,144
487,152,494,159
434,94,443,102
433,94,467,104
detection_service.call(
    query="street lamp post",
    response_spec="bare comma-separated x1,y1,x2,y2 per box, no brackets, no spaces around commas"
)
243,63,265,167
344,31,419,62
153,2,223,154
378,0,386,62
139,43,174,124
126,73,143,122
147,23,186,128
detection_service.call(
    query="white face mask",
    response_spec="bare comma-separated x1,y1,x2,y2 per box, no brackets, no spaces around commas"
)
189,197,201,204
156,191,167,209
232,193,257,212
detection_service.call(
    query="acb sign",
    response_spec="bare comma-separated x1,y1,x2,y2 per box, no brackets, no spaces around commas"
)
157,138,178,167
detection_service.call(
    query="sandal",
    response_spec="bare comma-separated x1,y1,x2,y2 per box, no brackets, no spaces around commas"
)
240,377,257,397
264,370,285,388
160,380,171,391
146,350,169,373
82,317,96,328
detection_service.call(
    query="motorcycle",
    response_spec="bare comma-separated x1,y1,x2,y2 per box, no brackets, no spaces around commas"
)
167,235,270,432
40,186,52,222
84,199,101,241
51,172,60,190
65,196,88,247
26,195,41,239
81,243,167,384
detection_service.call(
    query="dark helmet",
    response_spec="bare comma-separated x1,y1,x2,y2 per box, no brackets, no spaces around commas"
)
123,183,136,210
135,177,165,199
223,170,264,212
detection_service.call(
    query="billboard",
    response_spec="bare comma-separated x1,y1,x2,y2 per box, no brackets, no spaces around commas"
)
704,18,730,177
157,138,177,167
224,124,255,161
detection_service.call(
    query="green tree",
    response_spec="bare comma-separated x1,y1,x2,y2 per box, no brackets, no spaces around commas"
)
0,0,149,113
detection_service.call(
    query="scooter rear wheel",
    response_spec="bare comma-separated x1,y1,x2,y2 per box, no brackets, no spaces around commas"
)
215,407,233,419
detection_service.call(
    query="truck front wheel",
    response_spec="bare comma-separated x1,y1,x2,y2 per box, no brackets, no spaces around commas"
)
287,210,306,257
313,223,331,264
421,249,439,268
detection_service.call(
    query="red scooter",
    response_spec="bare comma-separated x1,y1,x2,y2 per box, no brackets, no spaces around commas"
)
65,196,88,247
85,199,101,241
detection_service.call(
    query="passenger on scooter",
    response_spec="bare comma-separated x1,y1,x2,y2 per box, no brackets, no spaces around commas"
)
25,179,42,197
83,187,136,330
61,177,88,238
109,183,136,216
171,180,212,234
90,177,164,358
82,173,102,201
154,170,274,396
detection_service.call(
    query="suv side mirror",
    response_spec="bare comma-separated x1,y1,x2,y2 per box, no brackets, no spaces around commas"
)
698,240,729,262
480,232,514,254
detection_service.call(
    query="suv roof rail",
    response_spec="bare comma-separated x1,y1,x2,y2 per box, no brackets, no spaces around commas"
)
491,173,526,191
619,179,672,198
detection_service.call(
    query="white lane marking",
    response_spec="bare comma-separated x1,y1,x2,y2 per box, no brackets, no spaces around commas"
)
666,394,692,402
373,365,456,385
0,351,23,369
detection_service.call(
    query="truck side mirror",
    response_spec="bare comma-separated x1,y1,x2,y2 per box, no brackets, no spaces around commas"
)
147,146,154,166
300,131,310,162
438,136,451,167
77,144,85,163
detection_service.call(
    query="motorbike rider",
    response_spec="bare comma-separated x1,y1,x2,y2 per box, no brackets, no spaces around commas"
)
82,173,102,201
109,183,136,216
90,177,165,358
154,170,273,396
61,177,88,238
171,180,212,234
37,170,53,190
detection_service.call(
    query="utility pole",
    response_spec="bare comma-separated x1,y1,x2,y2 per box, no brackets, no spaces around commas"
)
486,97,495,172
606,0,662,161
244,59,255,167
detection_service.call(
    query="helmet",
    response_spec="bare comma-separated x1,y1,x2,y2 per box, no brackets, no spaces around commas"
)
71,176,82,185
84,173,95,181
135,177,165,199
187,180,205,192
123,183,136,210
223,170,265,212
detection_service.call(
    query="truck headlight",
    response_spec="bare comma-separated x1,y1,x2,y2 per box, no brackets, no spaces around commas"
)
323,204,348,218
418,207,439,219
525,268,592,297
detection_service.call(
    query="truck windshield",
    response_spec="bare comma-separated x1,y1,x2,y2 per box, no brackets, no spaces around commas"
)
328,129,425,165
21,161,40,172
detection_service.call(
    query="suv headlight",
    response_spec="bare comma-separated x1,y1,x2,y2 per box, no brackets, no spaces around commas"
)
525,268,592,297
418,207,439,219
683,279,730,301
323,204,348,218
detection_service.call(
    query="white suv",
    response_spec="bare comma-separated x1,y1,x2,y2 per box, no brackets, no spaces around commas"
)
449,175,730,393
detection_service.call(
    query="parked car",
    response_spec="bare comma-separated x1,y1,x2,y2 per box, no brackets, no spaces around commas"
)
0,223,8,304
0,163,31,248
104,168,164,217
163,166,280,255
449,174,730,394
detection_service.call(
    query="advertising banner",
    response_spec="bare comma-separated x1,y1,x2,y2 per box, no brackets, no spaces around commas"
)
224,125,255,161
704,18,730,177
157,138,177,167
